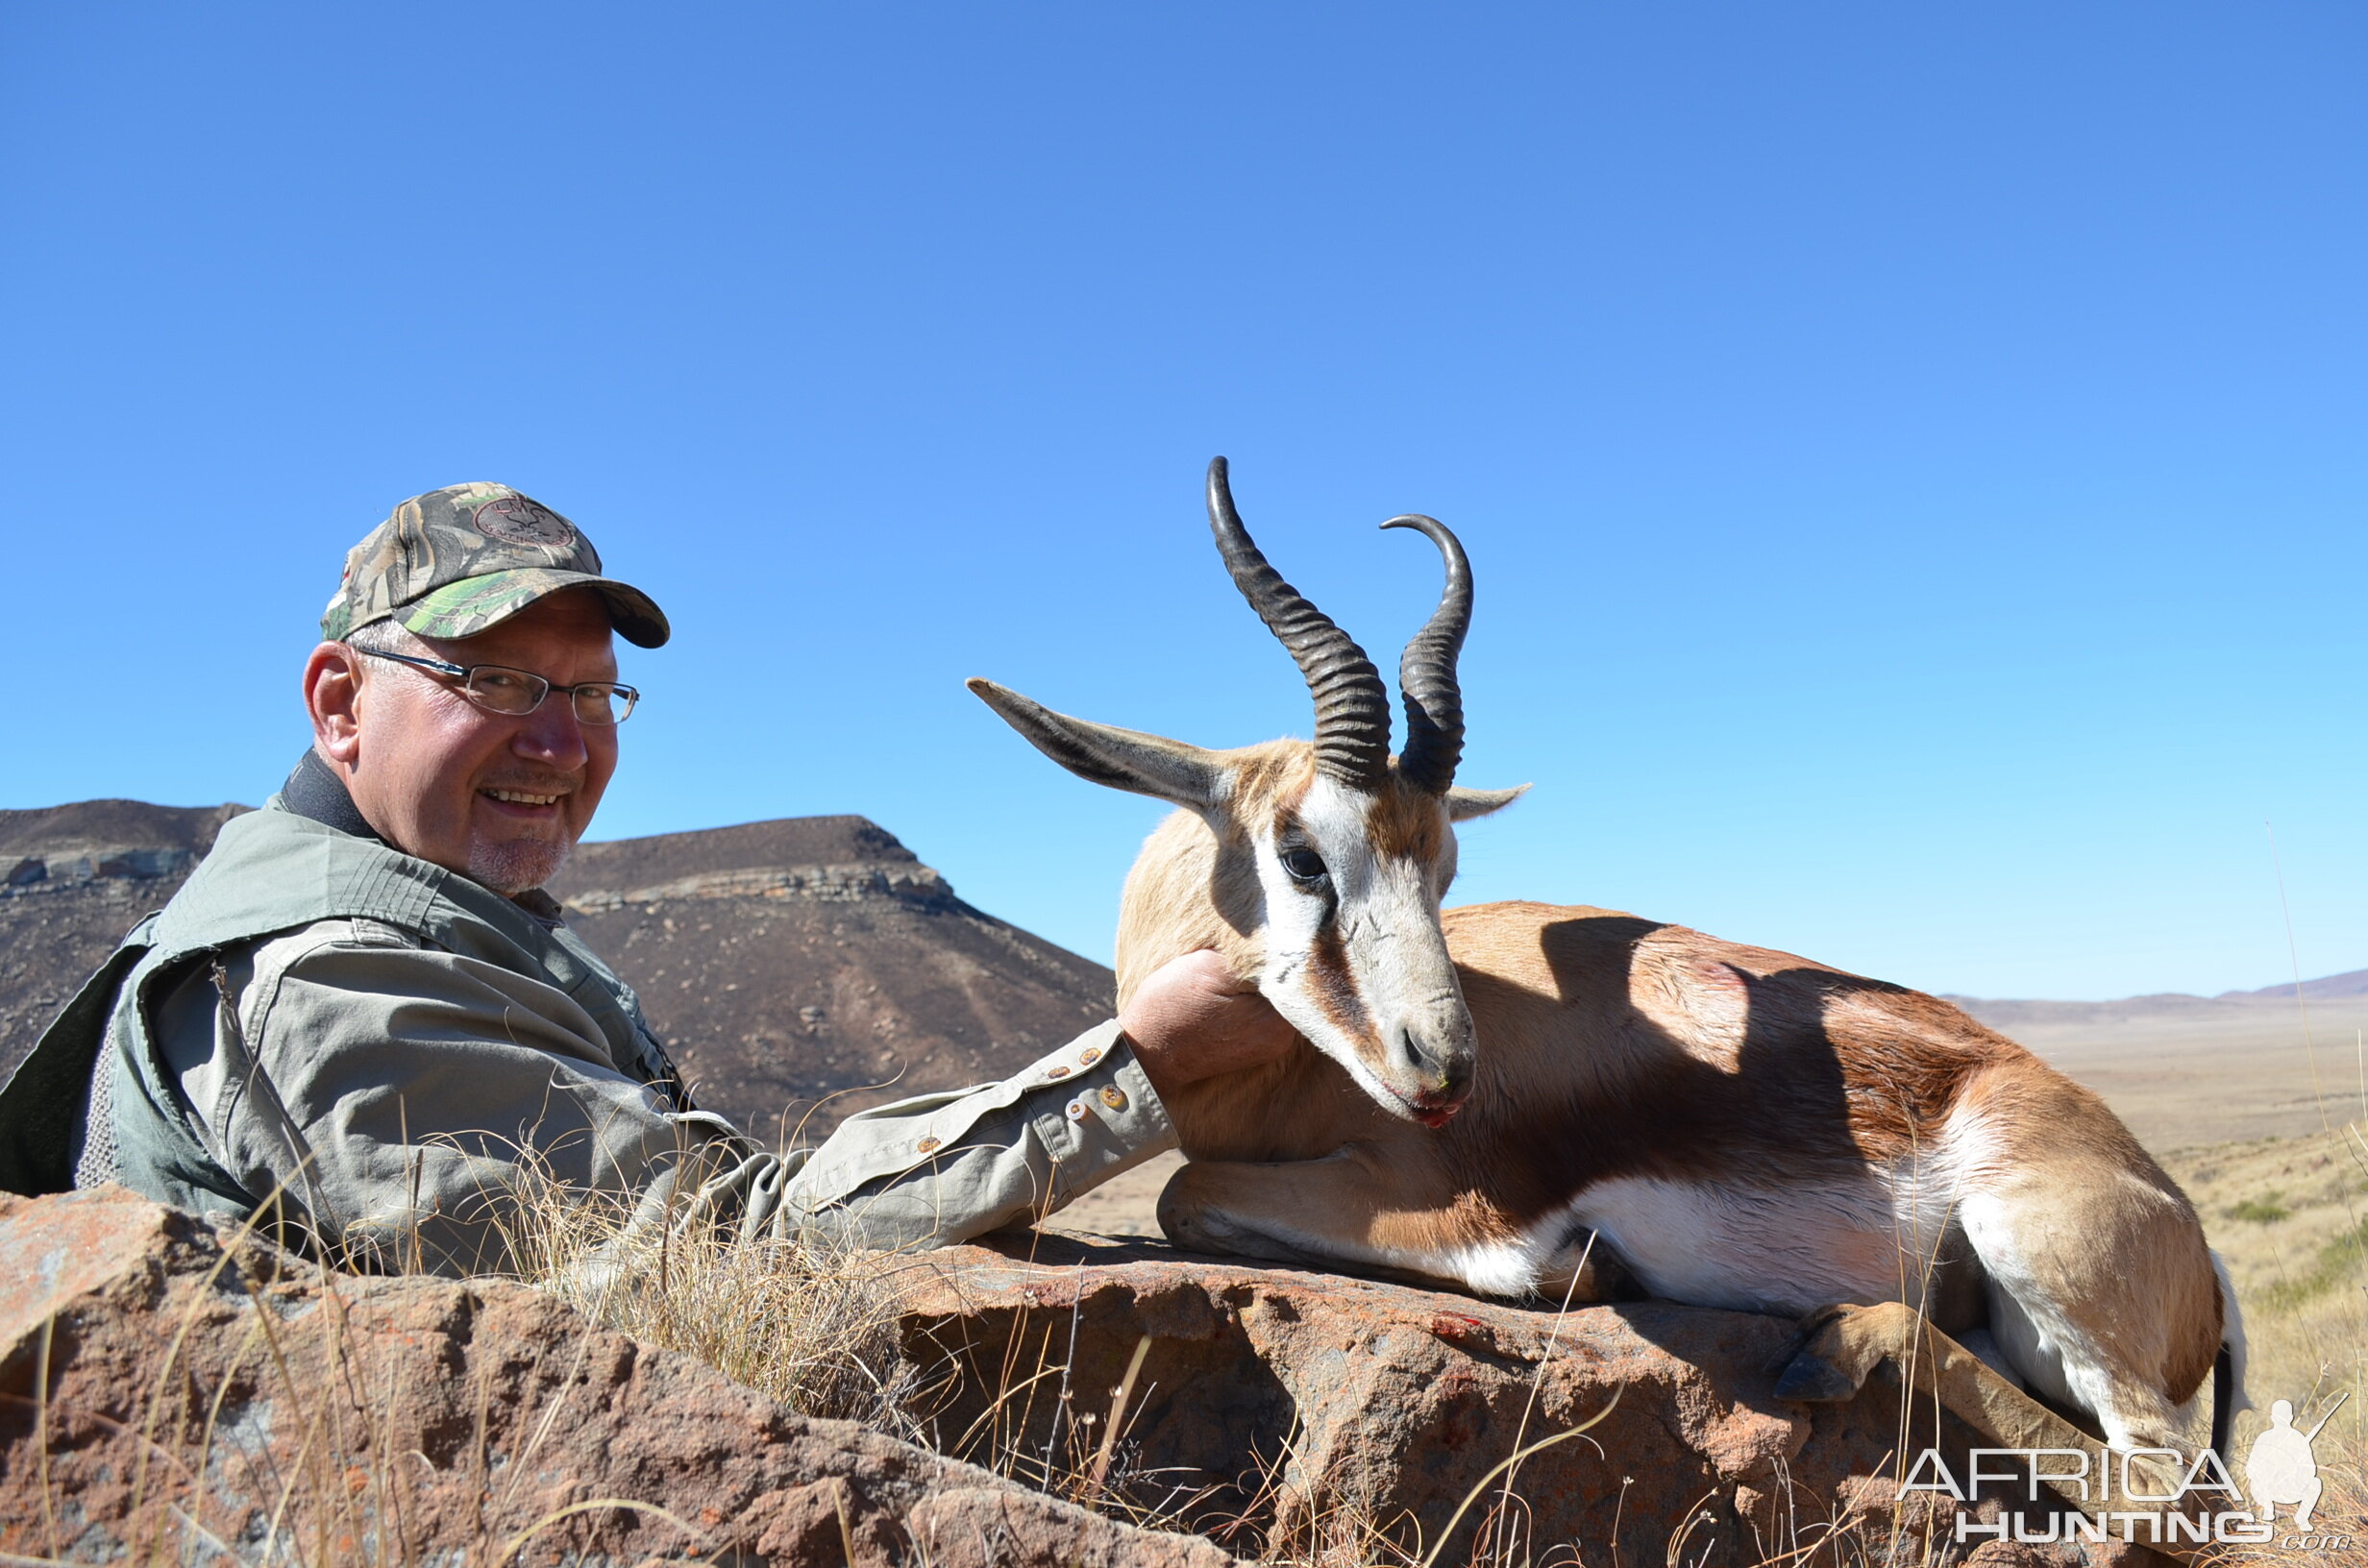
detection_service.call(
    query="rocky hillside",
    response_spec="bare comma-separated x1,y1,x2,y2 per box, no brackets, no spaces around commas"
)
543,817,1115,1139
0,799,1114,1141
0,799,250,1080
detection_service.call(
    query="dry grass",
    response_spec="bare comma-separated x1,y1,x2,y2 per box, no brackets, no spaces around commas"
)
500,1174,923,1437
37,1179,2342,1568
2160,1115,2368,1566
10,1201,715,1568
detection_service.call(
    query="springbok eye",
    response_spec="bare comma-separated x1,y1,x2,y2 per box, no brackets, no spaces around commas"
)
1279,846,1329,885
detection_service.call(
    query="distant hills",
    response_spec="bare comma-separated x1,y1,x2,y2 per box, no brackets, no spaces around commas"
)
1947,969,2368,1032
4,795,2354,1154
2220,968,2368,1001
0,798,1114,1141
0,799,253,1081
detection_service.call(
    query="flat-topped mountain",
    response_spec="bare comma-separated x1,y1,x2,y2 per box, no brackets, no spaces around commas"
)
0,799,254,1078
543,817,1115,1140
548,814,920,891
1,797,250,875
0,799,1113,1144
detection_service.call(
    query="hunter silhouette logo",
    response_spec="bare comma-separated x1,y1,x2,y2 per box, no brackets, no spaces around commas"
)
2246,1394,2343,1531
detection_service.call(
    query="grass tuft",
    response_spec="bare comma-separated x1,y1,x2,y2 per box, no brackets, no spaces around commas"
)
2226,1193,2294,1225
501,1170,921,1435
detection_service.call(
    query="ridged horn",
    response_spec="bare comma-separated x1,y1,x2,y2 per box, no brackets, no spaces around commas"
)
1205,456,1392,790
1380,513,1470,796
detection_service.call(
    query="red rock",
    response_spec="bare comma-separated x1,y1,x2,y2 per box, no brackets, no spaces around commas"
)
0,1188,1238,1567
896,1233,2185,1568
0,1186,2192,1568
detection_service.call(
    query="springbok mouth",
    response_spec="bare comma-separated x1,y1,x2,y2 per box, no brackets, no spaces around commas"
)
1391,1086,1468,1130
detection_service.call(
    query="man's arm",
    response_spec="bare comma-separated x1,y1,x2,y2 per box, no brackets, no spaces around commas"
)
159,920,1285,1273
777,950,1299,1246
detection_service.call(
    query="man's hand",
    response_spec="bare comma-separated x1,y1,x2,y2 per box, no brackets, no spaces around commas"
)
1119,949,1298,1098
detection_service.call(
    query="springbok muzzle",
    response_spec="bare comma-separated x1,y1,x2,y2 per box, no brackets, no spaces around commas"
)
1382,1002,1477,1127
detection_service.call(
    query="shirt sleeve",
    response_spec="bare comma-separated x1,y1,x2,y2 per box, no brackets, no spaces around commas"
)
158,917,1177,1275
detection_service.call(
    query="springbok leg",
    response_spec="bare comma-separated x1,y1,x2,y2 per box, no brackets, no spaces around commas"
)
1777,1302,2211,1556
1155,1144,1580,1298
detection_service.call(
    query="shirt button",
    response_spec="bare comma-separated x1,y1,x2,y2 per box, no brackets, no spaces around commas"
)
1079,1046,1102,1066
1045,1066,1071,1080
1065,1098,1088,1122
1099,1085,1128,1112
916,1137,941,1154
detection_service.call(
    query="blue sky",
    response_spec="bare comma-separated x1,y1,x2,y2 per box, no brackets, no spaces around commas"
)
4,4,2362,999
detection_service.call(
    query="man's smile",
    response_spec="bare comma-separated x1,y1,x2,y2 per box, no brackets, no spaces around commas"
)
478,784,572,820
481,787,565,806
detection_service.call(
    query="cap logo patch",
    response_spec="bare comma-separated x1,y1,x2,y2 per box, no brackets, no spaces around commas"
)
473,496,577,550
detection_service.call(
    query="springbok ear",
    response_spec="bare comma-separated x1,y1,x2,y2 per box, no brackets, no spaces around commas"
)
1445,783,1529,821
967,678,1226,809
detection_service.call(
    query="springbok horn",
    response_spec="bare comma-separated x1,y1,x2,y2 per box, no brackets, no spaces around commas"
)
1381,513,1471,796
1205,456,1392,790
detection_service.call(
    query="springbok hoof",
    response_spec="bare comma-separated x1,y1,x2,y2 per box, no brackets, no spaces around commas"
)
1770,1302,1885,1402
1774,1349,1862,1403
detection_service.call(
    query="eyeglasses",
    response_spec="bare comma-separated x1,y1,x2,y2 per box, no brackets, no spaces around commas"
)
351,646,641,725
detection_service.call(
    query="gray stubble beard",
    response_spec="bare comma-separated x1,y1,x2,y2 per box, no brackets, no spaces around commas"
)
470,834,573,896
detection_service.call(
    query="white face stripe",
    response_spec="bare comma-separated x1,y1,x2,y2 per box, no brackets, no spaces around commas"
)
1250,773,1469,1119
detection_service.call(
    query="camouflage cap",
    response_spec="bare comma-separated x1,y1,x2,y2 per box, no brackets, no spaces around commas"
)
320,482,670,649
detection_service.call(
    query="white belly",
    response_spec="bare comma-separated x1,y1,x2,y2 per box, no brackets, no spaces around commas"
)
1564,1170,1959,1315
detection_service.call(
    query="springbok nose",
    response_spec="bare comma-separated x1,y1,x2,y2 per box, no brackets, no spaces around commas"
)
1395,1026,1473,1104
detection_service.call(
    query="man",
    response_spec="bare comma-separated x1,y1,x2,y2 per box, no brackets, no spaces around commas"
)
0,481,1294,1274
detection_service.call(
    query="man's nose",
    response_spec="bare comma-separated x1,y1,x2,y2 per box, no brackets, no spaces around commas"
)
512,698,589,769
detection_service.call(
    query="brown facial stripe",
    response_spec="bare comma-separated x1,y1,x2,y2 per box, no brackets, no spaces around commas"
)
1365,775,1447,863
1304,922,1382,1055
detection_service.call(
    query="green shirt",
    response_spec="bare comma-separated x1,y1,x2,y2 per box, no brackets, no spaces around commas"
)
4,796,1174,1275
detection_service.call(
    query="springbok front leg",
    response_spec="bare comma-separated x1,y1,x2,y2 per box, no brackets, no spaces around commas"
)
1158,1142,1610,1300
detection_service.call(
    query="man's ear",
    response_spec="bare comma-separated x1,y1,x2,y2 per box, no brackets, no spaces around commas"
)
305,641,365,768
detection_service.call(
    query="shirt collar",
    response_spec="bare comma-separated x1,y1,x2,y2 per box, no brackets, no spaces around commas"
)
279,748,569,926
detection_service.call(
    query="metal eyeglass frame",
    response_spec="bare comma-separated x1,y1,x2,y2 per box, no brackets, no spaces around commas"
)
349,645,641,724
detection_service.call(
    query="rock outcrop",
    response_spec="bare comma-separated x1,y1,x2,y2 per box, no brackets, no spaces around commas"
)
896,1234,2173,1568
0,1188,1238,1567
0,1186,2190,1568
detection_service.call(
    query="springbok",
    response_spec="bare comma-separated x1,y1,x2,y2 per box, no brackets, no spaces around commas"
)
967,458,2242,1462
